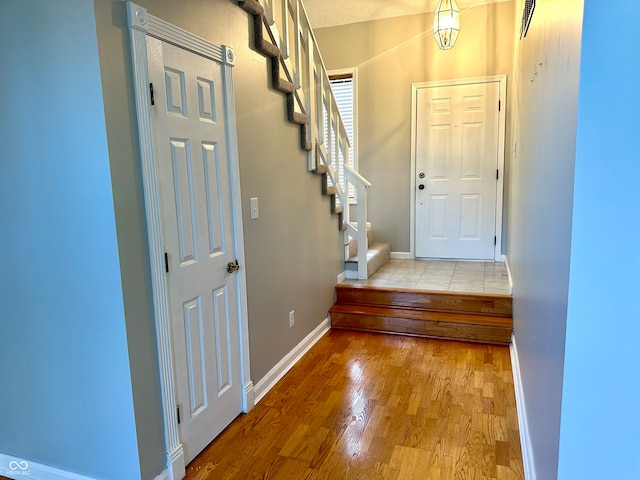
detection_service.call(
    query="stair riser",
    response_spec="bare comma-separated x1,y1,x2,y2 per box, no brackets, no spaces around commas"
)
330,312,511,345
335,287,512,317
329,304,511,328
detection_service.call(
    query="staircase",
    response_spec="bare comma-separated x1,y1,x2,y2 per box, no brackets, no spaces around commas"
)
236,0,388,279
329,284,512,345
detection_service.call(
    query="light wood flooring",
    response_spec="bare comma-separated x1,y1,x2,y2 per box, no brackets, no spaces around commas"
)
185,329,524,479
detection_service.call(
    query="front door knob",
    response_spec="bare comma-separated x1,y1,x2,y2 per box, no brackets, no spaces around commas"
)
227,260,240,273
418,184,425,190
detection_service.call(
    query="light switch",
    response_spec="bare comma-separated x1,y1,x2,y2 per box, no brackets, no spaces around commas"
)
250,197,259,220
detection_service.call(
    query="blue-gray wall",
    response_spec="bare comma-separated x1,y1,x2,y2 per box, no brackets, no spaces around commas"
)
558,2,640,478
506,1,583,478
0,1,141,478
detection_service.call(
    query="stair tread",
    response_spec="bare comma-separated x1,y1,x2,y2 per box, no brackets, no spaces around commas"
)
336,283,512,300
345,242,390,263
335,284,512,316
329,303,512,327
274,78,295,94
314,164,328,175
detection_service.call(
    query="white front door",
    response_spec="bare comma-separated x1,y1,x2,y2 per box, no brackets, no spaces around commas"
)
147,37,243,463
414,80,500,259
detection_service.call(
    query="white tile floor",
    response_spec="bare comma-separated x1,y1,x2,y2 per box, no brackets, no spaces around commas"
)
341,259,512,295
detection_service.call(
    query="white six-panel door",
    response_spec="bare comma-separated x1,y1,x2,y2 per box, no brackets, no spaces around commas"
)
147,37,243,463
415,81,500,259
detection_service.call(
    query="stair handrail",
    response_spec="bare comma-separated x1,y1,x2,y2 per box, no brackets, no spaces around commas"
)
344,164,371,188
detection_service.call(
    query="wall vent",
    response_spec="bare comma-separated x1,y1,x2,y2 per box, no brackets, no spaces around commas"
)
520,0,535,39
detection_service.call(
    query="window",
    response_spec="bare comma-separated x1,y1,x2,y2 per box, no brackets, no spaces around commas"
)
329,69,357,199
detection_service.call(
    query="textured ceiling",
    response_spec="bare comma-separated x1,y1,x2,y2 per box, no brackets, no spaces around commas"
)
303,0,511,29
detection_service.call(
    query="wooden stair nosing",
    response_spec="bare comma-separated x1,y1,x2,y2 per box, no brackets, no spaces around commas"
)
329,304,512,328
334,284,512,317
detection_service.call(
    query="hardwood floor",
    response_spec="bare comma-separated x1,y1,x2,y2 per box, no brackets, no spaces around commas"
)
185,330,524,480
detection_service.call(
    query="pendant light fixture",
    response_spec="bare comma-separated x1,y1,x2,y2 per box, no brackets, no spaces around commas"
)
433,0,461,50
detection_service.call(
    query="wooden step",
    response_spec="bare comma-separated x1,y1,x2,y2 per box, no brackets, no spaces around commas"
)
330,285,512,345
335,284,512,316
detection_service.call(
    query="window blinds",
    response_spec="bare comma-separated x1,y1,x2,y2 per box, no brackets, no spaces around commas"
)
329,75,355,198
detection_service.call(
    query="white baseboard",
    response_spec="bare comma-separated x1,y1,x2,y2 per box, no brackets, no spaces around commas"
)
390,251,412,260
253,317,330,405
337,270,346,284
0,452,97,480
153,468,170,480
501,254,514,294
169,445,185,480
243,381,255,413
509,334,536,480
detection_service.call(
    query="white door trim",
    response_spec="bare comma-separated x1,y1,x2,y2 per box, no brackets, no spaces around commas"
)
410,75,507,260
126,4,253,479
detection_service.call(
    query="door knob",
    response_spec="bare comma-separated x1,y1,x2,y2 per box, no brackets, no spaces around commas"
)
226,260,240,273
418,184,425,190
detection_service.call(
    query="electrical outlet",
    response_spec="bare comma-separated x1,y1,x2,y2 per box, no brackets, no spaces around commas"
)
289,310,295,328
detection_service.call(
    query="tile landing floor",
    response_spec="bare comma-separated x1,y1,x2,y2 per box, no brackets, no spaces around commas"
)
341,259,512,295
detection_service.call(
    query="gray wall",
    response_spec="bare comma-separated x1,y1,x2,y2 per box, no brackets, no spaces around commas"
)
94,0,343,475
558,1,640,478
0,1,142,478
95,0,343,385
506,0,583,478
314,3,515,252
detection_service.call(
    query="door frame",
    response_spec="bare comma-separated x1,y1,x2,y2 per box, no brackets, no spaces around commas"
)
126,3,253,479
410,75,507,261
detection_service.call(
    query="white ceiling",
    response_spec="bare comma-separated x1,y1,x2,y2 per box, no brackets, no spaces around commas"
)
303,0,511,29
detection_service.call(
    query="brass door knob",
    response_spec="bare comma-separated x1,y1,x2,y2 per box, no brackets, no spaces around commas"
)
227,260,240,273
